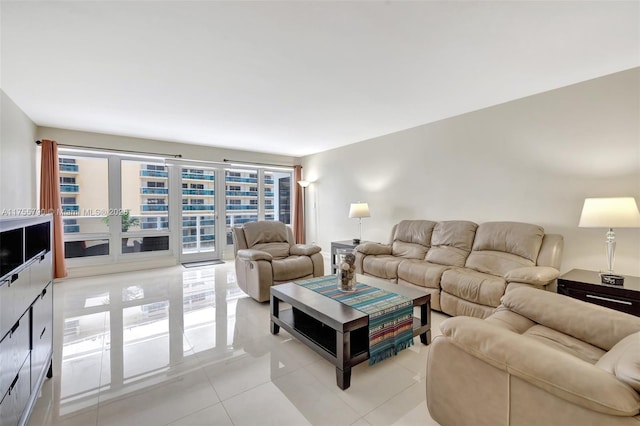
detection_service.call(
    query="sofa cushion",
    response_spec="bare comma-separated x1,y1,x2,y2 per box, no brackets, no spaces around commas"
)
441,268,506,307
397,259,448,290
272,256,314,282
425,221,477,267
524,325,606,364
596,331,640,392
465,222,544,276
363,255,403,280
501,287,640,351
391,220,436,259
471,222,544,262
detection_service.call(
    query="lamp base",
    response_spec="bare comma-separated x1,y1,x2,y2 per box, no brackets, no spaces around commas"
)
352,238,361,245
601,273,624,286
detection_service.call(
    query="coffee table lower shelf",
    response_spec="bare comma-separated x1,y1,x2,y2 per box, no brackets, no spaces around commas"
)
270,281,431,390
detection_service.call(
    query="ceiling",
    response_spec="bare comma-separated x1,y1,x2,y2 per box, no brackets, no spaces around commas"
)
1,1,638,157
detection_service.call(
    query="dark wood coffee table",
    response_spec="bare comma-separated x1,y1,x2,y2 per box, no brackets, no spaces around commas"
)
270,274,431,390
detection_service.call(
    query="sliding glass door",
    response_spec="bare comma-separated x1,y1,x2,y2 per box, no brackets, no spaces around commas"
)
179,165,220,263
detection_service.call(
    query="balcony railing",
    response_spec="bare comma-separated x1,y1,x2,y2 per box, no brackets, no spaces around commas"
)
141,205,169,212
264,179,274,184
141,221,169,229
64,224,80,233
60,184,79,193
182,173,214,181
182,189,215,196
59,164,79,172
225,177,257,184
226,205,258,211
140,170,168,178
61,205,80,213
141,187,169,195
182,205,215,211
225,191,257,197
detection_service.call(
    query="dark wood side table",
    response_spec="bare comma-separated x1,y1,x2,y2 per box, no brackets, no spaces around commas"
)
331,240,366,274
557,269,640,316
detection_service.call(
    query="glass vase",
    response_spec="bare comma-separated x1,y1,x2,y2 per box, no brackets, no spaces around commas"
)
336,248,356,292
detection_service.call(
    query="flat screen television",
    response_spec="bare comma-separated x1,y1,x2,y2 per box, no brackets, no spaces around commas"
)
0,228,24,279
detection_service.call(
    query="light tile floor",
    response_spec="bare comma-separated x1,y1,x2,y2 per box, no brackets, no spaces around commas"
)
28,263,447,426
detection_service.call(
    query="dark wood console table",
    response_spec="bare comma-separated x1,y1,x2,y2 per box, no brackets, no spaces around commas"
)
557,269,640,316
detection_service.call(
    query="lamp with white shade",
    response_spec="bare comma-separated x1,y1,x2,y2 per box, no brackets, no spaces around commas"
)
348,202,370,245
578,197,640,284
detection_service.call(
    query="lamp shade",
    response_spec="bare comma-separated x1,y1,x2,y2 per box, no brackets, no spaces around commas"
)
297,180,310,188
348,202,370,219
578,197,640,228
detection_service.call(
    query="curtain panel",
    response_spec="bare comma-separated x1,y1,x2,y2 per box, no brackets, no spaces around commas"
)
293,165,305,244
40,139,67,278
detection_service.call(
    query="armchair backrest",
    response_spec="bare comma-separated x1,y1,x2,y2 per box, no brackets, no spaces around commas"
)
233,221,293,259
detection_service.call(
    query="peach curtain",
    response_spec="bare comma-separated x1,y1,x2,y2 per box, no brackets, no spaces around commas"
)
40,139,67,278
293,165,305,244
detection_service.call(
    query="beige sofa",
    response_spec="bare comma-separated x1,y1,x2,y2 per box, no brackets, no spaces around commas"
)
355,220,563,318
427,287,640,426
232,221,324,302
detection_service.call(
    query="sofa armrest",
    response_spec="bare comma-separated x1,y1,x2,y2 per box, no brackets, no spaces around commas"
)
355,242,392,256
441,316,640,416
290,244,321,256
504,266,559,285
237,249,273,262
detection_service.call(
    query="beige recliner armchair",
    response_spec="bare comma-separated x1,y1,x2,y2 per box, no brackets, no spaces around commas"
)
427,286,640,426
232,221,324,302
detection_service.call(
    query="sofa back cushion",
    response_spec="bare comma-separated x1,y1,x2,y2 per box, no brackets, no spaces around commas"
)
425,221,478,267
391,220,436,259
242,221,291,259
465,221,544,276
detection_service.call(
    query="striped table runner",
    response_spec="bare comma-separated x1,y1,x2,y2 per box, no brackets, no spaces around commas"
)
295,276,414,365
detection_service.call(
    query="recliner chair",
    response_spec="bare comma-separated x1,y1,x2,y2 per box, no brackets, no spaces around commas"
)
232,221,324,302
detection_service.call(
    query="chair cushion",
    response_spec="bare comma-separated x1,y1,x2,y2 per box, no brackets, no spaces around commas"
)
243,221,290,247
596,331,640,392
272,256,314,282
441,268,506,307
524,325,606,364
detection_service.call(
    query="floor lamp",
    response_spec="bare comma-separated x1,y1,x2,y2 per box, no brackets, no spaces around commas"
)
297,180,310,243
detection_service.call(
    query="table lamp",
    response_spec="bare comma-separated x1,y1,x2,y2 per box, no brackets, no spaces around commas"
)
349,202,370,245
578,197,640,285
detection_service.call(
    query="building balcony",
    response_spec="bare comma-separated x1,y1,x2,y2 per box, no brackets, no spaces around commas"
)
140,170,168,178
141,221,168,229
225,191,258,197
60,184,79,193
141,205,169,212
182,173,214,181
61,204,80,213
226,205,258,211
141,187,169,195
182,189,215,196
64,224,80,233
225,177,257,184
59,164,79,172
264,179,274,184
182,205,215,211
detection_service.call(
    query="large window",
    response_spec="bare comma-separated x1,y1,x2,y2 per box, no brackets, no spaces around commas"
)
59,154,110,258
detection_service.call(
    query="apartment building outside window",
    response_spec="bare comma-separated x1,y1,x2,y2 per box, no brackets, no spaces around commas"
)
56,151,293,263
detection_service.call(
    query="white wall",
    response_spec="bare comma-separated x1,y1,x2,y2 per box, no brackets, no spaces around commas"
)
0,90,38,210
302,68,640,276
